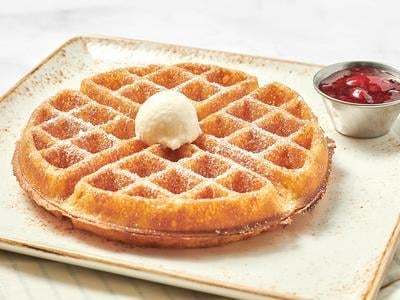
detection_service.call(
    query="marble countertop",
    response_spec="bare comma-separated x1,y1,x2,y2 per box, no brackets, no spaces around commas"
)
1,0,399,95
1,1,400,299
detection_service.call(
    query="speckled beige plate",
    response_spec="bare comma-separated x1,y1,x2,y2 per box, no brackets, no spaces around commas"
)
1,36,400,300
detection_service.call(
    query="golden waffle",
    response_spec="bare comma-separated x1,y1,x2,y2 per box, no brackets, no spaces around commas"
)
13,63,334,248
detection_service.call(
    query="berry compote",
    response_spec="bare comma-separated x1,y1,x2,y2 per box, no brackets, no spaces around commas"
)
319,67,400,104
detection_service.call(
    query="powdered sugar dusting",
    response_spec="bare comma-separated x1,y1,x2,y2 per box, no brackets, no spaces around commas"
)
25,63,317,203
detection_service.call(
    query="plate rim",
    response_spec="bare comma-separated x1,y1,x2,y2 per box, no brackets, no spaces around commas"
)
1,35,398,300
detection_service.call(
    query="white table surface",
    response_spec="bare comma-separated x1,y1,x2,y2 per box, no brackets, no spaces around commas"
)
1,1,400,299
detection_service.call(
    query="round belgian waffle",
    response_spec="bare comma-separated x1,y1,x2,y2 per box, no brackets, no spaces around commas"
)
13,63,334,248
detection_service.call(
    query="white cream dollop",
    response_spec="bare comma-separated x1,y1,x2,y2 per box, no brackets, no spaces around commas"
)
135,90,201,150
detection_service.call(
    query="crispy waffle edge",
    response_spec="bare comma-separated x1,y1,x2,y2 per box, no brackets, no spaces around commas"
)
12,137,335,248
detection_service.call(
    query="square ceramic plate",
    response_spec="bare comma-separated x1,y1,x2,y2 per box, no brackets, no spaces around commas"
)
1,36,400,300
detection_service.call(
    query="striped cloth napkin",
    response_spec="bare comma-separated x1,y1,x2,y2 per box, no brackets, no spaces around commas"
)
1,248,400,299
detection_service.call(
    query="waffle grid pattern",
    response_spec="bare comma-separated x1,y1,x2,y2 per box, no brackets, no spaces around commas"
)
32,91,138,169
195,84,317,190
28,63,318,201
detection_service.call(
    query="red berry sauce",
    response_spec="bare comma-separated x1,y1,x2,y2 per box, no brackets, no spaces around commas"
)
319,67,400,104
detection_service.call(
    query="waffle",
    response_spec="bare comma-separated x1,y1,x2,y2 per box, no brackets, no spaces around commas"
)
13,63,334,248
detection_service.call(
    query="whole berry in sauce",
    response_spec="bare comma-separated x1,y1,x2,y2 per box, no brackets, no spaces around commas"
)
319,67,400,104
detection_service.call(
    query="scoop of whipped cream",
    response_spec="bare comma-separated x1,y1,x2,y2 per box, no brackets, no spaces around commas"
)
135,90,201,150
